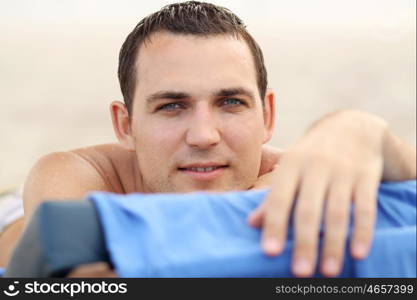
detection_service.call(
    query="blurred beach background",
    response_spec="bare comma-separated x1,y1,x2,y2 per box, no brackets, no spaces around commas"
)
0,0,415,188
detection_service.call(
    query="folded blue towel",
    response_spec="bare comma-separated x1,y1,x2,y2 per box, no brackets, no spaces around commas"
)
89,180,416,277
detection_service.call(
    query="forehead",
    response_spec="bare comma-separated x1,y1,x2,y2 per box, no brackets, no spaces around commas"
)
133,31,259,100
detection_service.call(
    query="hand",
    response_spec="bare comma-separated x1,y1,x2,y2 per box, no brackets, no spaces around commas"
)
253,144,283,189
249,110,389,277
252,163,280,190
259,144,283,176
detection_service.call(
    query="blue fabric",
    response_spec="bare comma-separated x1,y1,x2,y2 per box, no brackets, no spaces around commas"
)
89,180,416,278
0,267,4,277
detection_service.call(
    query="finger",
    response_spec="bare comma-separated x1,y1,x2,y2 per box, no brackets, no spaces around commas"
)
261,161,300,256
292,169,329,277
247,201,266,227
350,170,380,259
321,176,352,277
248,173,277,226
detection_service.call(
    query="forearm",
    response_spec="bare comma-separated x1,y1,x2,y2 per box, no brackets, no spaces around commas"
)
382,128,416,181
0,218,24,268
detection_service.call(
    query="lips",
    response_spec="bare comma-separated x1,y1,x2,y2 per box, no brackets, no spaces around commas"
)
178,163,228,172
178,163,228,180
179,166,226,172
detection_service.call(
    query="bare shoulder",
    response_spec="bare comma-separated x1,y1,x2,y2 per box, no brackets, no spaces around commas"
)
71,143,132,169
70,143,138,193
23,149,108,217
23,143,139,218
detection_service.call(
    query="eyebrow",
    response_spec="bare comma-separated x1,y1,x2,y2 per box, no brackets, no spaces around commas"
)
145,87,256,105
214,87,255,100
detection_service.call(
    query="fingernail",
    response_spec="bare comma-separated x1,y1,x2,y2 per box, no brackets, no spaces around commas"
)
323,258,338,276
353,243,367,258
262,238,281,255
293,258,311,276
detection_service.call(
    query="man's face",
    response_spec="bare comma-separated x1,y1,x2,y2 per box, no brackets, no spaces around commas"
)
129,31,274,193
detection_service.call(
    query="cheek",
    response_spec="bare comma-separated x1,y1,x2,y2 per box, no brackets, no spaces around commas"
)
222,114,265,150
133,119,183,164
223,114,265,178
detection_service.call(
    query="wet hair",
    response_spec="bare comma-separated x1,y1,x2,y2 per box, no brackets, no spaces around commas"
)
118,1,268,114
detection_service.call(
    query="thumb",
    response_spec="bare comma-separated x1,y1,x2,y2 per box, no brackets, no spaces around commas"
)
247,202,266,227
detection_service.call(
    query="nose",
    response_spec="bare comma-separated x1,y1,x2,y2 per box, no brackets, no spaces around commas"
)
185,105,220,149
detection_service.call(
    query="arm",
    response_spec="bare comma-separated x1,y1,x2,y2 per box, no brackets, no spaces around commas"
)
250,110,416,277
23,151,110,222
258,145,283,176
256,111,416,183
0,151,110,268
381,127,416,181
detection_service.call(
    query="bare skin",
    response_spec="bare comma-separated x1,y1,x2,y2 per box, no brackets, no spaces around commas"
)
0,219,24,268
108,31,416,277
249,110,416,276
1,113,415,278
0,143,281,269
67,262,117,278
1,33,415,278
2,112,414,278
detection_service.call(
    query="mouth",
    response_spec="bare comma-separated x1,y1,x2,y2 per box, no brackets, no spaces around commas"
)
178,163,228,180
178,165,227,172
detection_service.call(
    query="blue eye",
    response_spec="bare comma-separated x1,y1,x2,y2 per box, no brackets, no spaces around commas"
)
158,102,184,111
221,98,244,106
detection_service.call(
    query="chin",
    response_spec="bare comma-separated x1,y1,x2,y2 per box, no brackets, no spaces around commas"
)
174,182,250,193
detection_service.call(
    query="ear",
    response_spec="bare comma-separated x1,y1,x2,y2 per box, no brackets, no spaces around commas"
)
262,89,276,144
110,101,135,151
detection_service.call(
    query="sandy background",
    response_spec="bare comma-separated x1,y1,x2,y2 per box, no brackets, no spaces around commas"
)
0,0,415,188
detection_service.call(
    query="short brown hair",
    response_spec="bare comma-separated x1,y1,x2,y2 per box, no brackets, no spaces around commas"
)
118,1,268,114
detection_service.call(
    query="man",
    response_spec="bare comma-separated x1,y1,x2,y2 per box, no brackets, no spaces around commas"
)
1,1,415,277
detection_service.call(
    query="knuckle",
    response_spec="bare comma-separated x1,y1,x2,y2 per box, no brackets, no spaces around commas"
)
352,233,371,245
324,230,347,250
355,166,375,179
324,244,344,259
353,223,373,239
326,208,348,226
358,189,377,203
311,151,335,165
295,237,317,253
357,206,375,221
264,214,284,231
267,194,286,207
280,151,303,167
334,159,356,175
284,150,303,160
295,208,316,227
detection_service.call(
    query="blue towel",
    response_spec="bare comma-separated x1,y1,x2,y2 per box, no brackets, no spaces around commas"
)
89,180,416,277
